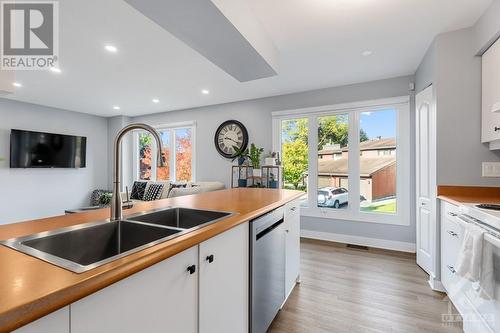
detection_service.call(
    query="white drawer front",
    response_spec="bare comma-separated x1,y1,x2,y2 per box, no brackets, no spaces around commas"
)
441,201,463,292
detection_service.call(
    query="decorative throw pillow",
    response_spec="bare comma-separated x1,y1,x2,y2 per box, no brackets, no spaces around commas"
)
143,183,164,201
130,181,147,200
165,182,188,197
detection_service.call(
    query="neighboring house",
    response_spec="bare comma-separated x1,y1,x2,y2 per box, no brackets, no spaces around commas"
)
318,138,396,159
314,138,396,202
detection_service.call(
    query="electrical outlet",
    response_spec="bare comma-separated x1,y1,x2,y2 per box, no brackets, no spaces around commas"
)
482,162,500,177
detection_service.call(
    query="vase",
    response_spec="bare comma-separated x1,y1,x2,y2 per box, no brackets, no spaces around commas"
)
238,157,246,166
264,157,275,166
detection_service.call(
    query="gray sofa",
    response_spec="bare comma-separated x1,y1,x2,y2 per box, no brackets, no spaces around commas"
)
122,181,225,203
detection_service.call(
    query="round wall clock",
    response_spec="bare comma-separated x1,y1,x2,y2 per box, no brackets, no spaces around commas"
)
214,120,249,158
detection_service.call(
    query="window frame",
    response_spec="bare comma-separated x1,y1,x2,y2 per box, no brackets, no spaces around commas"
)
133,121,196,182
272,96,410,226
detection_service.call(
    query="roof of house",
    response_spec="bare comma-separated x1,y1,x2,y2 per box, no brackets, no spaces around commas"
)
318,137,396,155
317,156,396,177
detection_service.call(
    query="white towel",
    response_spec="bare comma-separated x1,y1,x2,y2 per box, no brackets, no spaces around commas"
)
455,223,485,282
475,240,495,300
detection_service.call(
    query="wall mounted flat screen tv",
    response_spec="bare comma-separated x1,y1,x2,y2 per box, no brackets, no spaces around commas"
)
10,129,87,168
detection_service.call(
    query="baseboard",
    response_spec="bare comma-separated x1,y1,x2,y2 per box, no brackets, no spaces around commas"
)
301,229,416,253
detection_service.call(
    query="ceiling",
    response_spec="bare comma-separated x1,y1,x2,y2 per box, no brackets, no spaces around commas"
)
2,0,492,117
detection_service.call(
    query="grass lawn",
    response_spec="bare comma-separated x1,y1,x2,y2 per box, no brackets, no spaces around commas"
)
360,201,397,213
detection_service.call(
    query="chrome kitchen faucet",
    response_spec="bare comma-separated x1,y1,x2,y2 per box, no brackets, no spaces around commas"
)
111,123,165,221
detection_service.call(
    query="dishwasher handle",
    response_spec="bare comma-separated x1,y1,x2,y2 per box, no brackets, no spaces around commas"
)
256,219,284,241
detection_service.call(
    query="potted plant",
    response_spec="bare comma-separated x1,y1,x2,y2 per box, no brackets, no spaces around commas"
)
232,146,249,166
249,143,264,177
98,192,112,207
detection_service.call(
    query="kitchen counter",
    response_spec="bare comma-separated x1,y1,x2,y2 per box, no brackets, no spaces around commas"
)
437,185,500,206
0,188,303,332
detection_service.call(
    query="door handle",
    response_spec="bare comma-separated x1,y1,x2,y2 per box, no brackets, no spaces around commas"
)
206,254,214,263
187,265,196,275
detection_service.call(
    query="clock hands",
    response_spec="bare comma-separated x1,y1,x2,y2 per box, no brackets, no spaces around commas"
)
223,136,239,145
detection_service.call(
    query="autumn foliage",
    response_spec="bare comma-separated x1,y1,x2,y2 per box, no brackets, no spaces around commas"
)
139,130,192,182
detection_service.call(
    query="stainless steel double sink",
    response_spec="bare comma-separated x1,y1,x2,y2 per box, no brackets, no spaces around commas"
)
0,207,233,273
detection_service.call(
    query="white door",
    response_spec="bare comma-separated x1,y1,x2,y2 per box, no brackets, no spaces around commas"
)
285,200,300,298
415,85,436,276
71,246,198,333
199,222,249,333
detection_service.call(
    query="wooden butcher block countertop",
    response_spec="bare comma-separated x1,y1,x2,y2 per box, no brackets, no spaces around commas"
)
0,188,303,332
437,185,500,206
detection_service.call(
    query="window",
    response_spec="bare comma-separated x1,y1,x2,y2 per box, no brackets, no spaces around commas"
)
317,114,349,210
135,123,195,182
273,97,410,225
359,109,397,214
280,118,308,207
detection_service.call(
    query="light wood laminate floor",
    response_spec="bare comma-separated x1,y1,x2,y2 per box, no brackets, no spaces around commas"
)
268,239,462,333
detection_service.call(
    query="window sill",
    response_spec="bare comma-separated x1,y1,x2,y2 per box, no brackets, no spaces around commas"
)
300,207,411,226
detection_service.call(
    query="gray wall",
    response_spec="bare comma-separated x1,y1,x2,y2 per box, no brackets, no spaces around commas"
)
435,28,500,186
130,76,417,244
107,116,133,190
0,99,109,223
475,0,500,54
414,39,436,93
415,2,500,187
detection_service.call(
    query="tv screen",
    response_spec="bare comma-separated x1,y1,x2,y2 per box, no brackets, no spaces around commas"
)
10,129,87,168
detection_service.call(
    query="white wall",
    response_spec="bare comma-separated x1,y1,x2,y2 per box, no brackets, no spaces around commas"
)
129,76,417,245
0,99,109,224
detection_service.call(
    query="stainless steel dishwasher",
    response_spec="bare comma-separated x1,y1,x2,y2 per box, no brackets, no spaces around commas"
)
250,207,285,333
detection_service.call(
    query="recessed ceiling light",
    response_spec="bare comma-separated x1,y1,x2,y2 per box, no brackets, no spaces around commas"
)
12,82,22,88
152,98,160,103
362,50,373,57
49,67,61,73
201,89,210,95
105,45,118,53
113,106,121,110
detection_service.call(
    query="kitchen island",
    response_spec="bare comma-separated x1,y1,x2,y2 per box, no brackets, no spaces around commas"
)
0,188,303,333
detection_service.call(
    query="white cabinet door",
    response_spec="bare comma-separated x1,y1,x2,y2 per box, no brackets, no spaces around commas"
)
482,38,500,144
415,85,437,278
14,307,69,333
199,222,249,333
71,246,198,333
285,200,300,299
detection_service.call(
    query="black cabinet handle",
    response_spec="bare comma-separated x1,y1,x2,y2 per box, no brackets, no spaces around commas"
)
187,265,196,275
206,255,214,263
495,126,500,132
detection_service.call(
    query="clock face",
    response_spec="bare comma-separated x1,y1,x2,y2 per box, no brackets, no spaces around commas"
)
214,120,249,158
